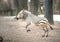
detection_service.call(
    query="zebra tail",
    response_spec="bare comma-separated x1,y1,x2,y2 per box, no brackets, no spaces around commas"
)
50,25,53,30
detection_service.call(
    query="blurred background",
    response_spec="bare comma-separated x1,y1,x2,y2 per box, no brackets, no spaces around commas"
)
0,0,60,42
0,0,60,16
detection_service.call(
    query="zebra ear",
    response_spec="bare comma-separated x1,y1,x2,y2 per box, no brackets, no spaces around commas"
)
23,9,24,12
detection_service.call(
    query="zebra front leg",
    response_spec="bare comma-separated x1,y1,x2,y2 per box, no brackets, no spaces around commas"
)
25,22,31,32
25,22,31,28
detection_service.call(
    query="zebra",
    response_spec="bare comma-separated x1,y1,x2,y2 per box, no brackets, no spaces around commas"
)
15,10,53,37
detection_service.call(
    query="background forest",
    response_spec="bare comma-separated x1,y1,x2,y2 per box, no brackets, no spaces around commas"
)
0,0,60,16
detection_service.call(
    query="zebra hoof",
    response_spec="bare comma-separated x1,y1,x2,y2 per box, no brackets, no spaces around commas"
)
46,35,48,37
42,35,45,37
0,36,3,42
27,29,31,32
51,28,53,30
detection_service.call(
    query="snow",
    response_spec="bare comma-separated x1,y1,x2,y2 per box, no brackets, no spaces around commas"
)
53,15,60,21
38,15,60,22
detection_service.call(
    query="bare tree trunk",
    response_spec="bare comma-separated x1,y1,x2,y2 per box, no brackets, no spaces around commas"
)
28,0,31,11
56,0,60,14
44,0,54,24
18,0,28,11
14,0,28,15
38,0,41,15
29,0,39,15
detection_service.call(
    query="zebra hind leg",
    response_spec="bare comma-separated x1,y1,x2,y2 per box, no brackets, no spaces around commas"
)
42,33,45,37
46,32,48,37
45,28,49,37
42,29,46,37
42,28,49,37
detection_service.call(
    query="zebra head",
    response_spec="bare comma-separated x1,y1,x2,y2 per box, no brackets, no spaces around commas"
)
16,10,30,20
